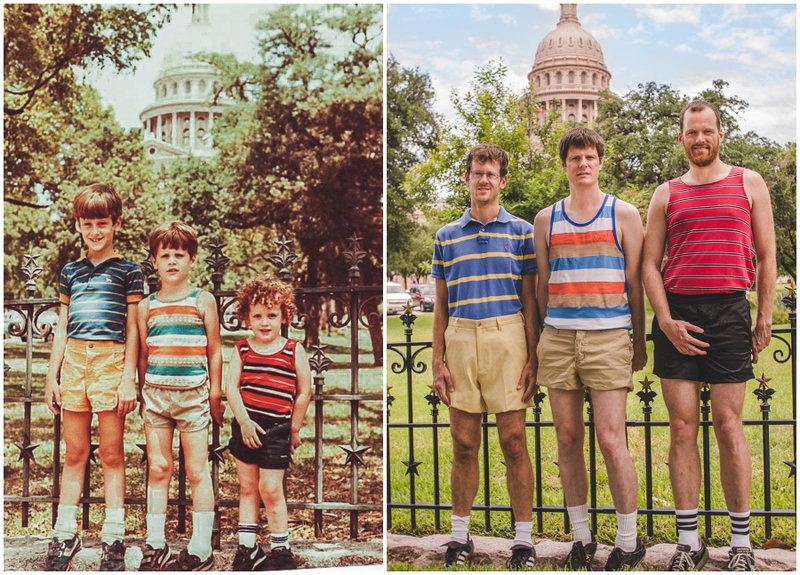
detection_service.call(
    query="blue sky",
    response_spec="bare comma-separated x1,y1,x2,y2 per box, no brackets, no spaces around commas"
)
388,4,796,144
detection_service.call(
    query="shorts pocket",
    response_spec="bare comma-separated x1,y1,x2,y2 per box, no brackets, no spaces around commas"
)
262,422,292,459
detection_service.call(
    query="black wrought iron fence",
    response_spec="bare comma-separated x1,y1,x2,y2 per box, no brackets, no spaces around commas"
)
4,236,382,543
387,291,796,541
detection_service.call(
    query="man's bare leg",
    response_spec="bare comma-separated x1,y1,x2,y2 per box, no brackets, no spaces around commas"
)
449,407,482,547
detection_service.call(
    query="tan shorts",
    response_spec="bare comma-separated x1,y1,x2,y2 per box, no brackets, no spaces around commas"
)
537,326,633,391
142,383,210,433
60,339,125,413
444,313,531,414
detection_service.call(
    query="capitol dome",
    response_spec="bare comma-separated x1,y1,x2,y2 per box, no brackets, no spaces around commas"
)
528,4,616,125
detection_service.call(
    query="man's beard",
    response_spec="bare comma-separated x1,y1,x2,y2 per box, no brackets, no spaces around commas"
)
686,142,719,167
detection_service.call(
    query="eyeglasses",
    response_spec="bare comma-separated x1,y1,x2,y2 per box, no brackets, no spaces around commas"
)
469,171,501,181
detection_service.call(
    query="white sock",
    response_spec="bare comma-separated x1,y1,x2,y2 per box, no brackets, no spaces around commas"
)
450,514,470,545
238,523,258,548
615,510,638,552
729,510,751,549
145,513,167,549
513,521,533,548
676,508,701,552
53,504,79,541
567,504,592,545
187,511,215,560
100,507,125,545
270,531,290,550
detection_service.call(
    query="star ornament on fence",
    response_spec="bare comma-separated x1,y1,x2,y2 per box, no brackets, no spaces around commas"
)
637,376,658,405
402,459,422,477
338,442,370,466
786,282,796,298
785,461,796,478
387,386,395,409
14,442,39,463
753,373,776,403
136,443,148,464
308,344,333,375
88,443,100,464
210,444,228,464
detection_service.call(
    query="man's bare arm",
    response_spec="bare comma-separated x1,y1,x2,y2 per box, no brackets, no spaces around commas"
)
618,202,647,372
431,278,452,406
533,209,551,328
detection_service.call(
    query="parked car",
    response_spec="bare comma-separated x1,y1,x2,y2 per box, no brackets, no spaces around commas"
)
408,283,436,312
386,282,413,315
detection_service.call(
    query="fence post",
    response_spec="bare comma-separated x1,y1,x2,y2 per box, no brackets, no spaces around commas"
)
399,304,419,530
637,376,658,537
309,345,331,537
700,383,712,540
754,373,775,540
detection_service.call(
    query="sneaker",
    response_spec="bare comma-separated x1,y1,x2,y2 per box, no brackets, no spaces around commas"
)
100,540,126,571
270,546,297,570
506,544,536,570
727,547,755,571
563,536,598,570
443,537,474,567
45,534,82,571
667,541,710,571
603,537,646,571
164,549,213,571
232,544,268,571
138,543,172,571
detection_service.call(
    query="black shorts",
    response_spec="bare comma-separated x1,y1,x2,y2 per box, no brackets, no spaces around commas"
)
652,291,754,384
228,415,292,469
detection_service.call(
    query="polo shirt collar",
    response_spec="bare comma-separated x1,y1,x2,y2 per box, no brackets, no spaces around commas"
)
459,206,512,227
76,250,123,265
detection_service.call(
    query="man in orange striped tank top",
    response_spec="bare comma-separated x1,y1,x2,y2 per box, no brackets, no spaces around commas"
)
643,101,776,571
534,127,648,570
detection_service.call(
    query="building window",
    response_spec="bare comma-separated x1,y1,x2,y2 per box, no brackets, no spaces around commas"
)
568,35,573,46
556,72,562,84
172,82,178,95
569,71,574,84
581,72,587,84
185,81,192,95
546,73,550,86
592,73,597,86
161,85,167,98
199,80,207,93
588,40,593,48
579,37,583,46
558,36,562,46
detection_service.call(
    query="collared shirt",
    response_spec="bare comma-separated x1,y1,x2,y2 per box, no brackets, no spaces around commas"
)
431,206,537,320
59,251,145,342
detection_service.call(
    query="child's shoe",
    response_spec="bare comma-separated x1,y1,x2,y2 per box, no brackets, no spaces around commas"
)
269,547,297,570
232,544,268,571
45,534,82,571
100,540,126,571
165,548,213,571
138,543,172,571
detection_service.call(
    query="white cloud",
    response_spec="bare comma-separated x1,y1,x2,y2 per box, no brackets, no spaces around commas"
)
469,5,493,22
499,13,517,26
537,4,560,13
634,5,702,26
675,44,693,53
425,40,444,50
586,23,622,40
774,9,796,29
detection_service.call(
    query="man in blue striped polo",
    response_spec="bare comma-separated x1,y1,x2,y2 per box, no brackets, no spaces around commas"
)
431,143,539,569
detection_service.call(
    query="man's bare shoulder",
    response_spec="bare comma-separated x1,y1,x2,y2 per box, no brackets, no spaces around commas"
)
533,205,552,228
743,168,770,197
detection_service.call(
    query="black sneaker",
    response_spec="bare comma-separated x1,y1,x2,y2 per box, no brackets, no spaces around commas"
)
100,540,126,571
270,546,297,570
443,537,474,567
232,544,268,571
139,543,172,571
564,536,598,570
727,547,755,571
164,549,213,571
506,544,536,570
45,534,82,571
667,541,709,571
603,537,646,571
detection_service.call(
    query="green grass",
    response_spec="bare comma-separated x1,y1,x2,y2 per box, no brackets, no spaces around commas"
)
387,295,797,548
3,325,383,542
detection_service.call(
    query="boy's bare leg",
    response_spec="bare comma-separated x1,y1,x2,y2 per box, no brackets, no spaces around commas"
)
181,428,214,560
236,460,262,547
97,411,127,544
144,425,175,549
53,410,92,540
259,469,289,542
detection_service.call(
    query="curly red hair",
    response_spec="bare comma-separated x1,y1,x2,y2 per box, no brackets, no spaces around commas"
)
236,275,297,326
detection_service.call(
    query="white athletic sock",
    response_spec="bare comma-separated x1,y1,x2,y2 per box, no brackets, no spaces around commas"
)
615,510,638,552
100,507,125,545
676,508,701,551
238,523,258,548
513,521,533,548
450,514,470,545
187,511,215,560
729,510,751,549
270,531,290,550
567,504,592,545
53,504,79,541
145,513,167,549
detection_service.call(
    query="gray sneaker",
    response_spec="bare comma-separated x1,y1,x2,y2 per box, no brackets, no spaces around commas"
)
667,541,709,571
727,547,755,572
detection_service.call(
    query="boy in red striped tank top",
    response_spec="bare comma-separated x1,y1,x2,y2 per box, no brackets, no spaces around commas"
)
226,276,312,571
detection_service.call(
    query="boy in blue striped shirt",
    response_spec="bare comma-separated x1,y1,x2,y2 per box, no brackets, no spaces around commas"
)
44,184,144,570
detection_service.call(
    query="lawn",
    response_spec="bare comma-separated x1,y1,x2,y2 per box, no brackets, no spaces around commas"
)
387,289,797,549
3,325,383,544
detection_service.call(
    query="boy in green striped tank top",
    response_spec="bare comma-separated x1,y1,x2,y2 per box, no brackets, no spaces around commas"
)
136,222,224,571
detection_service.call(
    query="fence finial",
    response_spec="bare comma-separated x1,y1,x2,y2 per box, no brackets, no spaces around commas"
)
269,235,297,282
343,236,366,285
205,242,230,290
21,253,43,297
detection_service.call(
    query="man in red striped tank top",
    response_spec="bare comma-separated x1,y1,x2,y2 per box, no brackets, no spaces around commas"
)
643,100,776,571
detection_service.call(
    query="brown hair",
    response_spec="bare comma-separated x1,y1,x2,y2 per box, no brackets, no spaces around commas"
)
679,100,721,132
465,143,509,177
148,221,198,258
558,127,605,164
73,183,122,221
236,275,297,326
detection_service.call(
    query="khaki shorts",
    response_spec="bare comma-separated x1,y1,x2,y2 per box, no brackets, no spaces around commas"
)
60,338,125,413
143,383,211,433
537,326,633,391
444,312,531,414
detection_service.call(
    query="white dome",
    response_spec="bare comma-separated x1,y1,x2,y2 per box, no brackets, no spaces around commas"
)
160,6,230,76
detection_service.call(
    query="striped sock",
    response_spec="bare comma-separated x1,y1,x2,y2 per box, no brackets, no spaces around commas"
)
729,510,751,548
270,531,289,550
238,523,258,548
675,508,701,552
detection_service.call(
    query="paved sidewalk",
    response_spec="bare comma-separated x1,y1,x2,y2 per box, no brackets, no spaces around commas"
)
389,533,797,571
5,535,383,571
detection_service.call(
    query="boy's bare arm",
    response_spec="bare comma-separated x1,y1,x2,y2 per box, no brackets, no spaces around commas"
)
44,304,70,415
290,343,312,452
199,290,224,425
117,302,139,417
136,298,150,416
225,349,263,448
